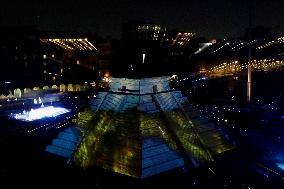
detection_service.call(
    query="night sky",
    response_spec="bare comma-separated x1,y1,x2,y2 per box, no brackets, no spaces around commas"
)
1,0,284,39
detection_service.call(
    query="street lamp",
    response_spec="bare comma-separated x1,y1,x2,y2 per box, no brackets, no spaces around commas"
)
247,0,253,105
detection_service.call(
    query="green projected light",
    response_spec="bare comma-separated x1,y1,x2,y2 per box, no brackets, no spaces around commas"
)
73,85,234,178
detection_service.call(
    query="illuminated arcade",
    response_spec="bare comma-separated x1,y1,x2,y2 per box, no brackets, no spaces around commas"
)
40,38,97,51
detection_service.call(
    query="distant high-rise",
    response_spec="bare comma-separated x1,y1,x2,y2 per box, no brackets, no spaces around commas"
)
118,21,168,78
112,20,197,78
122,20,166,42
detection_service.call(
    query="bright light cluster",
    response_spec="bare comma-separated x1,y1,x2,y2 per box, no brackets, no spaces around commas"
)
12,106,71,121
40,38,97,51
277,163,284,171
209,40,259,54
137,24,163,41
172,32,195,46
211,42,230,54
256,36,284,50
230,42,245,51
194,43,212,54
207,60,240,76
207,59,284,78
137,24,161,31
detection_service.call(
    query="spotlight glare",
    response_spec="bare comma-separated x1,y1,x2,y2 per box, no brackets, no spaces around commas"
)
12,106,71,121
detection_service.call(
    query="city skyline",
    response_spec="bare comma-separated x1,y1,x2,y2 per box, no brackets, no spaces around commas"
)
1,0,284,39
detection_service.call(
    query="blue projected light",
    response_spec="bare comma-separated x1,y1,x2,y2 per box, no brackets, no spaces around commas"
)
12,106,70,121
191,77,207,83
276,163,284,171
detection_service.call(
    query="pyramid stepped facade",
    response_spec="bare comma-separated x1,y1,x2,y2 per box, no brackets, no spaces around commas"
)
72,76,234,178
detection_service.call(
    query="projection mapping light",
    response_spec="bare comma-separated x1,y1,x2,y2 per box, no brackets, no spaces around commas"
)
12,106,71,122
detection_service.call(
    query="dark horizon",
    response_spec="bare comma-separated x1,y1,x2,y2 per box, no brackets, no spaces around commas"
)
1,0,284,39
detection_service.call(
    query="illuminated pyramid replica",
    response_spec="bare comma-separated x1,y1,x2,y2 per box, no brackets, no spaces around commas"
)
73,76,234,178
